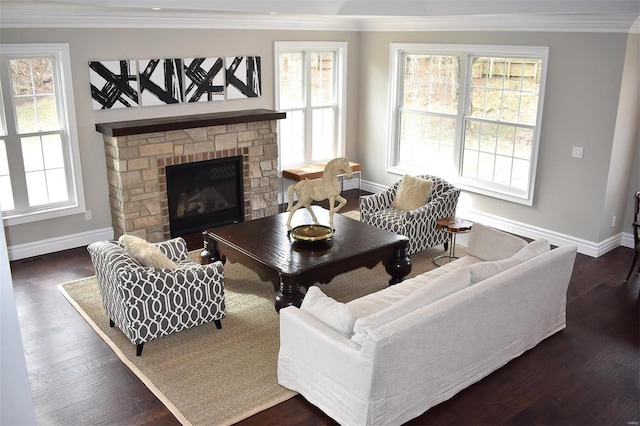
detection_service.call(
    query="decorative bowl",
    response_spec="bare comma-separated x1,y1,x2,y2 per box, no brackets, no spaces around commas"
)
290,224,333,242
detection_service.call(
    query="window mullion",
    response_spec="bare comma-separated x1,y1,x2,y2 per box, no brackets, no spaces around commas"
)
454,54,470,176
304,51,313,164
332,51,340,157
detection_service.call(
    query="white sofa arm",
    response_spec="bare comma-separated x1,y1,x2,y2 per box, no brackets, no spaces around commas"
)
466,223,528,261
278,306,376,425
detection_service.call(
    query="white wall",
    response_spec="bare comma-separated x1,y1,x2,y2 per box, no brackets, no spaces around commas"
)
601,31,639,241
619,33,640,238
0,209,37,425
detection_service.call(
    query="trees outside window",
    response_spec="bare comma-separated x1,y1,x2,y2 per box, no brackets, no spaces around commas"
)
275,42,347,169
0,44,84,225
389,44,548,205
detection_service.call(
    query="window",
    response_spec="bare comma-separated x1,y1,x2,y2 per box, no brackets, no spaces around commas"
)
0,44,84,225
388,44,548,205
275,42,347,169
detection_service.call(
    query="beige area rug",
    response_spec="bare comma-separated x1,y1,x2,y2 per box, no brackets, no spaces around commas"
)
341,210,361,221
58,244,466,426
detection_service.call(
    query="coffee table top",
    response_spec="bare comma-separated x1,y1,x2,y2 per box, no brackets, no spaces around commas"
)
205,206,408,278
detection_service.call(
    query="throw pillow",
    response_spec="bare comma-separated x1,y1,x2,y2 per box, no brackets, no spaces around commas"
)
391,175,433,211
510,238,550,263
466,223,528,261
467,258,520,284
118,235,178,269
300,286,356,338
351,267,471,345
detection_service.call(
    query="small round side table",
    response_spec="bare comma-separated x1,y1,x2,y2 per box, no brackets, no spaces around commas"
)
434,217,474,266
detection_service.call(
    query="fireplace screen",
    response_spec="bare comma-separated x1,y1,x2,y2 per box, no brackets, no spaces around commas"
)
166,156,244,237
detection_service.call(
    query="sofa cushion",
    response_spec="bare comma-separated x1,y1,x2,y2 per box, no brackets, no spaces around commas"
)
346,280,419,319
300,286,356,338
118,235,178,269
467,258,520,284
466,223,527,261
511,238,550,262
467,239,550,284
351,267,471,345
391,175,433,211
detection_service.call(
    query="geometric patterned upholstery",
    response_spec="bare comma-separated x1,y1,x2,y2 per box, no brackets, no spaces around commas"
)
87,237,225,355
360,175,460,256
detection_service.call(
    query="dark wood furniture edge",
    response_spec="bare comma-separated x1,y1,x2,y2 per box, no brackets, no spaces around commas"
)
95,108,286,137
202,228,412,312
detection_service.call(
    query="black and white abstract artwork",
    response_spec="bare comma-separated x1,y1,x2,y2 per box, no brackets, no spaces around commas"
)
138,58,184,106
225,56,262,99
184,57,225,103
89,60,139,110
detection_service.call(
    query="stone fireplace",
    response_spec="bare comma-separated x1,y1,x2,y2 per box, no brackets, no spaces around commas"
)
96,109,286,242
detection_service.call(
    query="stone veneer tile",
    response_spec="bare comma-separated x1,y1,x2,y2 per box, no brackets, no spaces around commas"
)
227,123,248,132
207,125,228,135
238,130,259,142
215,133,238,151
139,142,174,157
184,128,208,141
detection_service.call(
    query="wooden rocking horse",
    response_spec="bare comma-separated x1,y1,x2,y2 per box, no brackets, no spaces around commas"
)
286,157,354,230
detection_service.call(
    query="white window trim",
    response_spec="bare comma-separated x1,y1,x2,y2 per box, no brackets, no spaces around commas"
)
1,43,85,226
387,43,549,206
274,41,348,171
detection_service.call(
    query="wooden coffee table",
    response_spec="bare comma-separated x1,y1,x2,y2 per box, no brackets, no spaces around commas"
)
202,206,411,312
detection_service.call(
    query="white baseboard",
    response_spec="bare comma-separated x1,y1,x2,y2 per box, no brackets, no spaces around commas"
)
360,178,631,258
447,208,629,258
8,227,113,261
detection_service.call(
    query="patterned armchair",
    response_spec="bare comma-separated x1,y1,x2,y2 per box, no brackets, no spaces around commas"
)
360,175,460,256
87,237,225,356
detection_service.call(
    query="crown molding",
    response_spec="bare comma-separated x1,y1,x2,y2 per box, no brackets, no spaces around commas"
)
0,7,637,33
357,12,639,33
0,9,363,31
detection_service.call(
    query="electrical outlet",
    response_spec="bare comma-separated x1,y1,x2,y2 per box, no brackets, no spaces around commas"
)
85,210,92,220
571,146,584,159
611,215,616,227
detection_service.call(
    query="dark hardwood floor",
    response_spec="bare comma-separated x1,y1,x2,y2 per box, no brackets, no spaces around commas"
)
9,190,640,425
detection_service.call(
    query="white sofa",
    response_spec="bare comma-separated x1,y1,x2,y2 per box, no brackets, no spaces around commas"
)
278,223,578,426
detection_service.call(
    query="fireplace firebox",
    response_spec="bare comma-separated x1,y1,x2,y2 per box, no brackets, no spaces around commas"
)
166,155,244,237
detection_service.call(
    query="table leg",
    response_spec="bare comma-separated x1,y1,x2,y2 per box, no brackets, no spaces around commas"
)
450,233,457,259
384,243,412,285
434,232,455,266
275,275,305,312
201,232,226,265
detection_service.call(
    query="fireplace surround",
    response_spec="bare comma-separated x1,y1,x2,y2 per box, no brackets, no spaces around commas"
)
96,109,285,242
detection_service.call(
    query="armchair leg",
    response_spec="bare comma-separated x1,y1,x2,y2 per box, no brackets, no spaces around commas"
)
109,319,115,328
136,343,144,356
214,319,222,329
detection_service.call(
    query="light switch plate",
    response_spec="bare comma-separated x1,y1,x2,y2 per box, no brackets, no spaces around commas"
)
572,146,584,159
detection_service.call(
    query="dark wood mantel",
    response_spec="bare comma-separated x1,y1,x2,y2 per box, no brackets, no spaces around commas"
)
95,108,286,137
